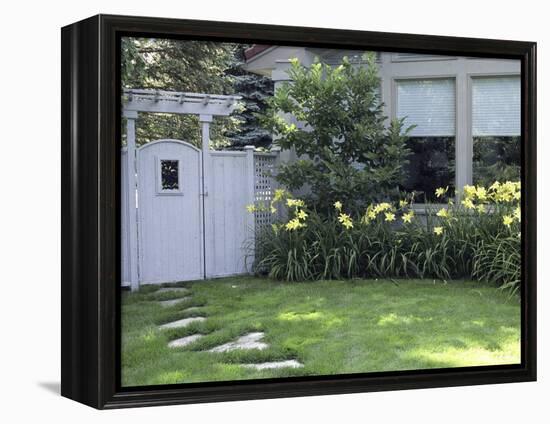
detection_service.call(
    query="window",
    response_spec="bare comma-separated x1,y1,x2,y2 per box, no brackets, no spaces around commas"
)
392,52,457,62
160,159,180,191
396,78,456,202
471,76,520,186
321,49,381,65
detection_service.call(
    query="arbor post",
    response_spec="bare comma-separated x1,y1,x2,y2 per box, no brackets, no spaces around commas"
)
124,110,139,291
199,114,213,278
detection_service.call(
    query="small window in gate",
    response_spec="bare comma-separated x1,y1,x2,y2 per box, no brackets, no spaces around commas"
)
160,159,180,191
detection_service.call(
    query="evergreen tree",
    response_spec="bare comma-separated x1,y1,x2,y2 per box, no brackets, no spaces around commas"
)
225,46,274,149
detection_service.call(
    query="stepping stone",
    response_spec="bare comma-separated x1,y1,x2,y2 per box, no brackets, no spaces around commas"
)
241,360,303,370
183,306,203,313
159,317,206,330
168,334,205,348
159,297,191,307
208,332,268,353
157,287,190,294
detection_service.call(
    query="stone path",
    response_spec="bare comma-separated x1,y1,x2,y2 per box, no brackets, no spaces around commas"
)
241,360,303,370
159,297,192,307
168,334,205,348
159,316,206,330
153,288,306,371
207,332,268,353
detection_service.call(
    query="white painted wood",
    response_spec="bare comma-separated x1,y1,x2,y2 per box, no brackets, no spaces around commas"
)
253,151,280,229
120,148,131,286
137,140,204,284
205,151,250,278
121,89,271,286
124,112,139,291
455,73,471,191
124,89,241,116
200,117,213,278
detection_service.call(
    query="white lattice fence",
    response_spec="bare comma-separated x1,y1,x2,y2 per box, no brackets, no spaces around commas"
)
253,152,279,231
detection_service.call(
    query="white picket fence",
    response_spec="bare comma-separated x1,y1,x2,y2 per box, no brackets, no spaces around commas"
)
121,142,278,288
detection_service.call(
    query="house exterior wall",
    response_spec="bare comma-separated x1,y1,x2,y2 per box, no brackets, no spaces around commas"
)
245,48,520,191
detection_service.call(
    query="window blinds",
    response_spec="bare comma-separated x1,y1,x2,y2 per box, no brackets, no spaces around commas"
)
472,76,520,136
396,79,456,137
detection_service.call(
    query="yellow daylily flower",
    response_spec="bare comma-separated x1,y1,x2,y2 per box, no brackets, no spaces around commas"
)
273,188,287,202
366,208,377,220
399,200,408,208
503,215,514,228
334,201,343,211
492,181,520,203
338,213,354,229
297,209,308,220
246,204,256,213
373,202,392,214
286,198,305,208
402,211,414,224
476,186,488,201
463,185,477,199
285,218,305,231
434,226,443,235
435,186,448,198
384,212,396,222
436,208,449,218
461,198,475,209
476,204,486,213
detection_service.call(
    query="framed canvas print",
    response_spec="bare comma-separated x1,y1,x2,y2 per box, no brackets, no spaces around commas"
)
61,14,537,409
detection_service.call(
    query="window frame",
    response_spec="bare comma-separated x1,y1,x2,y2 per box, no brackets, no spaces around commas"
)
390,72,522,203
391,52,458,63
467,72,521,187
391,75,458,203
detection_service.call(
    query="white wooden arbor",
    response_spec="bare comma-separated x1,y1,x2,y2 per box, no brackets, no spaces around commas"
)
122,89,256,291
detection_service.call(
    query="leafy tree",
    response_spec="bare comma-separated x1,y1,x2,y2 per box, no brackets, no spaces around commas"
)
121,37,239,148
121,39,274,150
260,53,413,214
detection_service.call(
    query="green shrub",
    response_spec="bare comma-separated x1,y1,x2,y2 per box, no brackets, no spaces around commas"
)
259,53,413,214
250,182,521,293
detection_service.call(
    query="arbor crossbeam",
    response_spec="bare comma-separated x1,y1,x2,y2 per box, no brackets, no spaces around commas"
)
123,89,242,116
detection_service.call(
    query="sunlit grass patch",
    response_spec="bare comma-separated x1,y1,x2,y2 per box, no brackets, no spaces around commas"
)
121,277,520,387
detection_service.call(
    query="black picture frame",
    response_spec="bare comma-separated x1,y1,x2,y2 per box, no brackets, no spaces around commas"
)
61,14,537,409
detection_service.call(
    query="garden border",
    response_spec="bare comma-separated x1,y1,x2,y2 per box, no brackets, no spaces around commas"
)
61,14,536,409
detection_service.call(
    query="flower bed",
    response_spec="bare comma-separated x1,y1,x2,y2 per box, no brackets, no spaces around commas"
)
249,182,521,293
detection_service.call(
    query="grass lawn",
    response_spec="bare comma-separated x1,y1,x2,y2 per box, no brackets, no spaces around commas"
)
121,277,520,387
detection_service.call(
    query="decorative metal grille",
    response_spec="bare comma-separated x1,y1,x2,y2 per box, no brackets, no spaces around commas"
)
253,152,278,231
160,160,179,190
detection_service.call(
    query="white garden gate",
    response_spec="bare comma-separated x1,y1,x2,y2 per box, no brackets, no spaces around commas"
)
121,89,278,290
137,140,204,284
